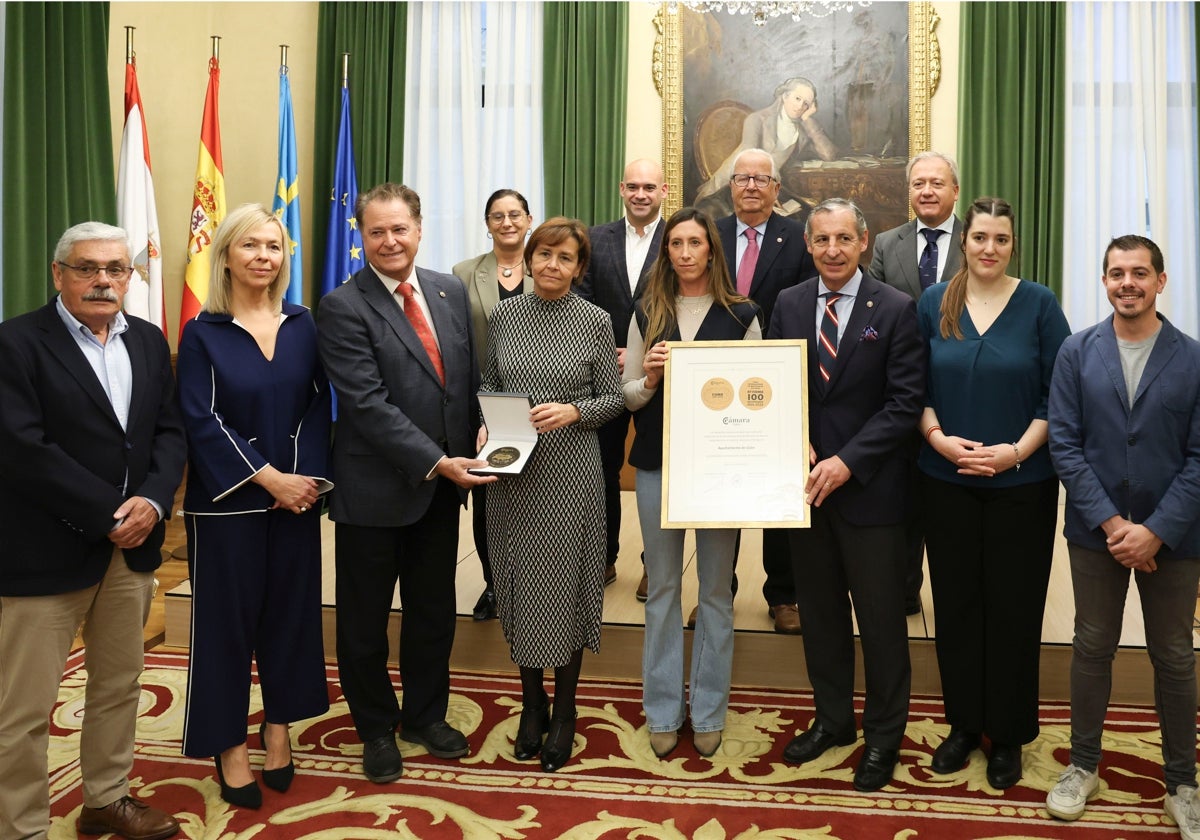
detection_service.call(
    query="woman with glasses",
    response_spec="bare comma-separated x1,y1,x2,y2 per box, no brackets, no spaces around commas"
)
176,204,332,809
452,189,534,621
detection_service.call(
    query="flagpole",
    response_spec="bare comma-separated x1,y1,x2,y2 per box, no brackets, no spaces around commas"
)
342,52,349,90
125,26,134,64
211,34,220,61
280,44,289,72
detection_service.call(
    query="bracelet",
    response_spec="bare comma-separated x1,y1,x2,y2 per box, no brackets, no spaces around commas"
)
1011,442,1022,472
924,425,942,443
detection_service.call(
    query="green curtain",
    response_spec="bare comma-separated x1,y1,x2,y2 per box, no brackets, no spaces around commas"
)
542,2,627,225
3,2,116,319
311,2,407,306
957,3,1066,296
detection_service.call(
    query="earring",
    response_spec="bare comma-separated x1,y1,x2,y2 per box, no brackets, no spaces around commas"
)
487,232,493,239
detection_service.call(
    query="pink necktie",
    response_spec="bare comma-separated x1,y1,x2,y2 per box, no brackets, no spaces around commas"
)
736,227,759,297
395,282,445,385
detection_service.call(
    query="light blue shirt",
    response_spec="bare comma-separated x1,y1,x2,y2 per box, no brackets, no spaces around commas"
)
915,218,955,283
815,269,863,344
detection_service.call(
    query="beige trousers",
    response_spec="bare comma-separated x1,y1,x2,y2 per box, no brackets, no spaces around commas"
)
0,550,154,840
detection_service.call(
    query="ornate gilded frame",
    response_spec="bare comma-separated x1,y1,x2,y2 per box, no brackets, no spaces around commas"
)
654,2,943,218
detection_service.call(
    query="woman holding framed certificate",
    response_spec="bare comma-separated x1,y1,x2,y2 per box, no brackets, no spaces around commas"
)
622,207,761,760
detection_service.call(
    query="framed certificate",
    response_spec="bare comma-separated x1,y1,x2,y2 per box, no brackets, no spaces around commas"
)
471,392,538,476
662,340,809,528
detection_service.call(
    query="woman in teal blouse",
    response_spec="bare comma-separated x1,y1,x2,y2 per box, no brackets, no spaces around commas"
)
916,197,1070,791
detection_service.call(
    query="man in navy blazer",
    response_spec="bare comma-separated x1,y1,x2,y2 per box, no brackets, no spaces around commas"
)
767,198,924,792
1046,236,1200,825
578,159,666,584
0,222,185,840
716,147,816,632
318,183,494,784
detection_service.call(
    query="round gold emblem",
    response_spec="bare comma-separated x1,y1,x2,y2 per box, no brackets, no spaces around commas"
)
700,377,735,410
738,377,772,411
487,446,521,467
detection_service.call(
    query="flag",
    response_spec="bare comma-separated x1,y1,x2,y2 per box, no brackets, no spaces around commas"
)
274,66,303,304
180,56,226,337
321,87,364,297
116,56,165,336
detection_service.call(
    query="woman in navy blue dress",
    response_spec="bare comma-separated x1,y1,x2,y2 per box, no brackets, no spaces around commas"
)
177,204,332,808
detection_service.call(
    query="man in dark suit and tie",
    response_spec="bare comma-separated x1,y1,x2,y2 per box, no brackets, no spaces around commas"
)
317,183,495,784
868,150,962,615
578,159,667,589
0,222,186,840
768,198,925,792
715,147,816,633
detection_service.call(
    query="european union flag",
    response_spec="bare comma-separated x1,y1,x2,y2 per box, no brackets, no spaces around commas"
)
322,87,364,296
274,68,303,305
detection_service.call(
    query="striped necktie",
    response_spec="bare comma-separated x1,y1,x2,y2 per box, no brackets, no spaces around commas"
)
817,292,843,382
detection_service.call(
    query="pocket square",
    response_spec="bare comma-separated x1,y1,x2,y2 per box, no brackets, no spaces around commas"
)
860,326,879,342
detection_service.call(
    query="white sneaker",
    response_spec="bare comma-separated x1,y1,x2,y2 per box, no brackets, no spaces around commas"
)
1165,785,1200,840
1046,764,1100,821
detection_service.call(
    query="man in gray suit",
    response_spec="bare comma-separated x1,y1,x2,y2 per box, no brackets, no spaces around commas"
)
867,150,962,614
318,183,495,784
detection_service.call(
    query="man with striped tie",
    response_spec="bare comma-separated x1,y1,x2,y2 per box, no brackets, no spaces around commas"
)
766,197,926,792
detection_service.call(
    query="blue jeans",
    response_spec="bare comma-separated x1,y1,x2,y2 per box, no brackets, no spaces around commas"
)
1068,543,1200,793
636,469,737,733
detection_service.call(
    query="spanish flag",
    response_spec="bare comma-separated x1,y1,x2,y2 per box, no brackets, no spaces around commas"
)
179,56,226,336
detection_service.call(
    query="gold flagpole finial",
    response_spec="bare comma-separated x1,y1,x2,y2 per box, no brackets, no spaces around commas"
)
210,35,221,61
341,53,350,89
280,44,289,70
124,26,135,65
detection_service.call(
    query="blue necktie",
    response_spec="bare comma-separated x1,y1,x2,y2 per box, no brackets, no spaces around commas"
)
919,228,941,290
818,293,843,382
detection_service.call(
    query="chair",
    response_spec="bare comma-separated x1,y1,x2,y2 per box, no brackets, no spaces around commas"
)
693,100,752,181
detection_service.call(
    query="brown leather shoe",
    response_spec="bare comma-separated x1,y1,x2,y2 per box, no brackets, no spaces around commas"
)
636,572,649,601
604,564,617,586
769,603,802,635
78,795,179,840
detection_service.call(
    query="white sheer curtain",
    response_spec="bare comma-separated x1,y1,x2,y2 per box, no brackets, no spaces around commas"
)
403,2,544,274
1063,2,1199,336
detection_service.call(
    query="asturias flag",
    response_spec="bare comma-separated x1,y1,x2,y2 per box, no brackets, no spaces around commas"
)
274,66,303,305
321,87,364,297
116,56,165,336
180,56,226,337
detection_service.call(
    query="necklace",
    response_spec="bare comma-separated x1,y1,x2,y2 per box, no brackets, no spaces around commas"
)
677,294,710,317
497,258,523,278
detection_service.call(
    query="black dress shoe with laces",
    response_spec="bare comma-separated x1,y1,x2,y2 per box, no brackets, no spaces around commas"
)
930,728,981,774
362,733,403,783
986,742,1023,789
782,722,856,765
401,720,470,758
854,746,899,792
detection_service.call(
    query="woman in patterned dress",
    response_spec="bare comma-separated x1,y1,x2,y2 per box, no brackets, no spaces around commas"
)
481,217,624,772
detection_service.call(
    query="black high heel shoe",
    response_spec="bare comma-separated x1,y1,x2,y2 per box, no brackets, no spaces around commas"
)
472,588,498,621
214,753,262,809
259,721,295,793
514,691,550,760
539,711,577,773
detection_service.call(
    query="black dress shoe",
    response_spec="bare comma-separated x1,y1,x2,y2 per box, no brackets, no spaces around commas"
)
401,720,469,758
214,755,262,809
987,742,1023,789
472,588,497,621
930,728,981,774
904,597,921,616
540,712,577,772
259,721,295,793
362,733,403,783
854,746,899,792
782,722,856,765
514,692,550,760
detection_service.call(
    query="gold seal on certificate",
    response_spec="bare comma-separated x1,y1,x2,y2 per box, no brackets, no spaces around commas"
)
739,377,773,411
699,377,735,411
487,446,521,467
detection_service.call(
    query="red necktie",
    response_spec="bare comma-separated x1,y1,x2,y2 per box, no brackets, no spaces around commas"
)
736,227,759,297
395,281,445,385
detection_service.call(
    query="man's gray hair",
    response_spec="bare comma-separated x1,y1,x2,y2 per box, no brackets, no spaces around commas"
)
805,197,868,237
53,222,130,263
905,151,960,186
731,147,780,181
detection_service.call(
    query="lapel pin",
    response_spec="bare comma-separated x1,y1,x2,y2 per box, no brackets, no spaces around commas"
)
776,237,783,243
867,300,874,308
438,291,446,298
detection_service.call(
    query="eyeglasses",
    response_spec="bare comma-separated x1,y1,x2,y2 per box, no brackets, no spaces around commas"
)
730,174,777,188
488,210,528,224
57,262,134,281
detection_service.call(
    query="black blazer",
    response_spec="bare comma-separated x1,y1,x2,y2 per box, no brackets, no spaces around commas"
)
0,302,186,595
717,211,816,332
578,217,663,348
767,272,925,526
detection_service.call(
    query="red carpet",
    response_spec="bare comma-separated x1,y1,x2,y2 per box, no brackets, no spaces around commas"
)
44,651,1184,838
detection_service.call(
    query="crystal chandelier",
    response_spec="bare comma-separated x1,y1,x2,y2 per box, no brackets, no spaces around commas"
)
667,1,867,25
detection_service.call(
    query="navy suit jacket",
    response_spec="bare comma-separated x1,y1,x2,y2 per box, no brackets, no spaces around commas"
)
767,272,926,526
317,264,480,526
0,301,186,595
717,211,815,331
868,216,964,301
578,217,662,348
1049,314,1200,557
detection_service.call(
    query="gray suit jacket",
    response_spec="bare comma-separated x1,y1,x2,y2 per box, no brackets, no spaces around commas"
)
317,264,480,526
578,217,662,348
451,251,533,372
869,216,964,301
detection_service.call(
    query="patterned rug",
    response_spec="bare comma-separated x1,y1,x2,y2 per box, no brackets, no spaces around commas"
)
44,651,1183,839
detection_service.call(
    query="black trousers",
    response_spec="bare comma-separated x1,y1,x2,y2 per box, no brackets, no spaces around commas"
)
922,474,1059,745
789,505,911,749
335,478,461,740
596,408,633,566
471,484,491,587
